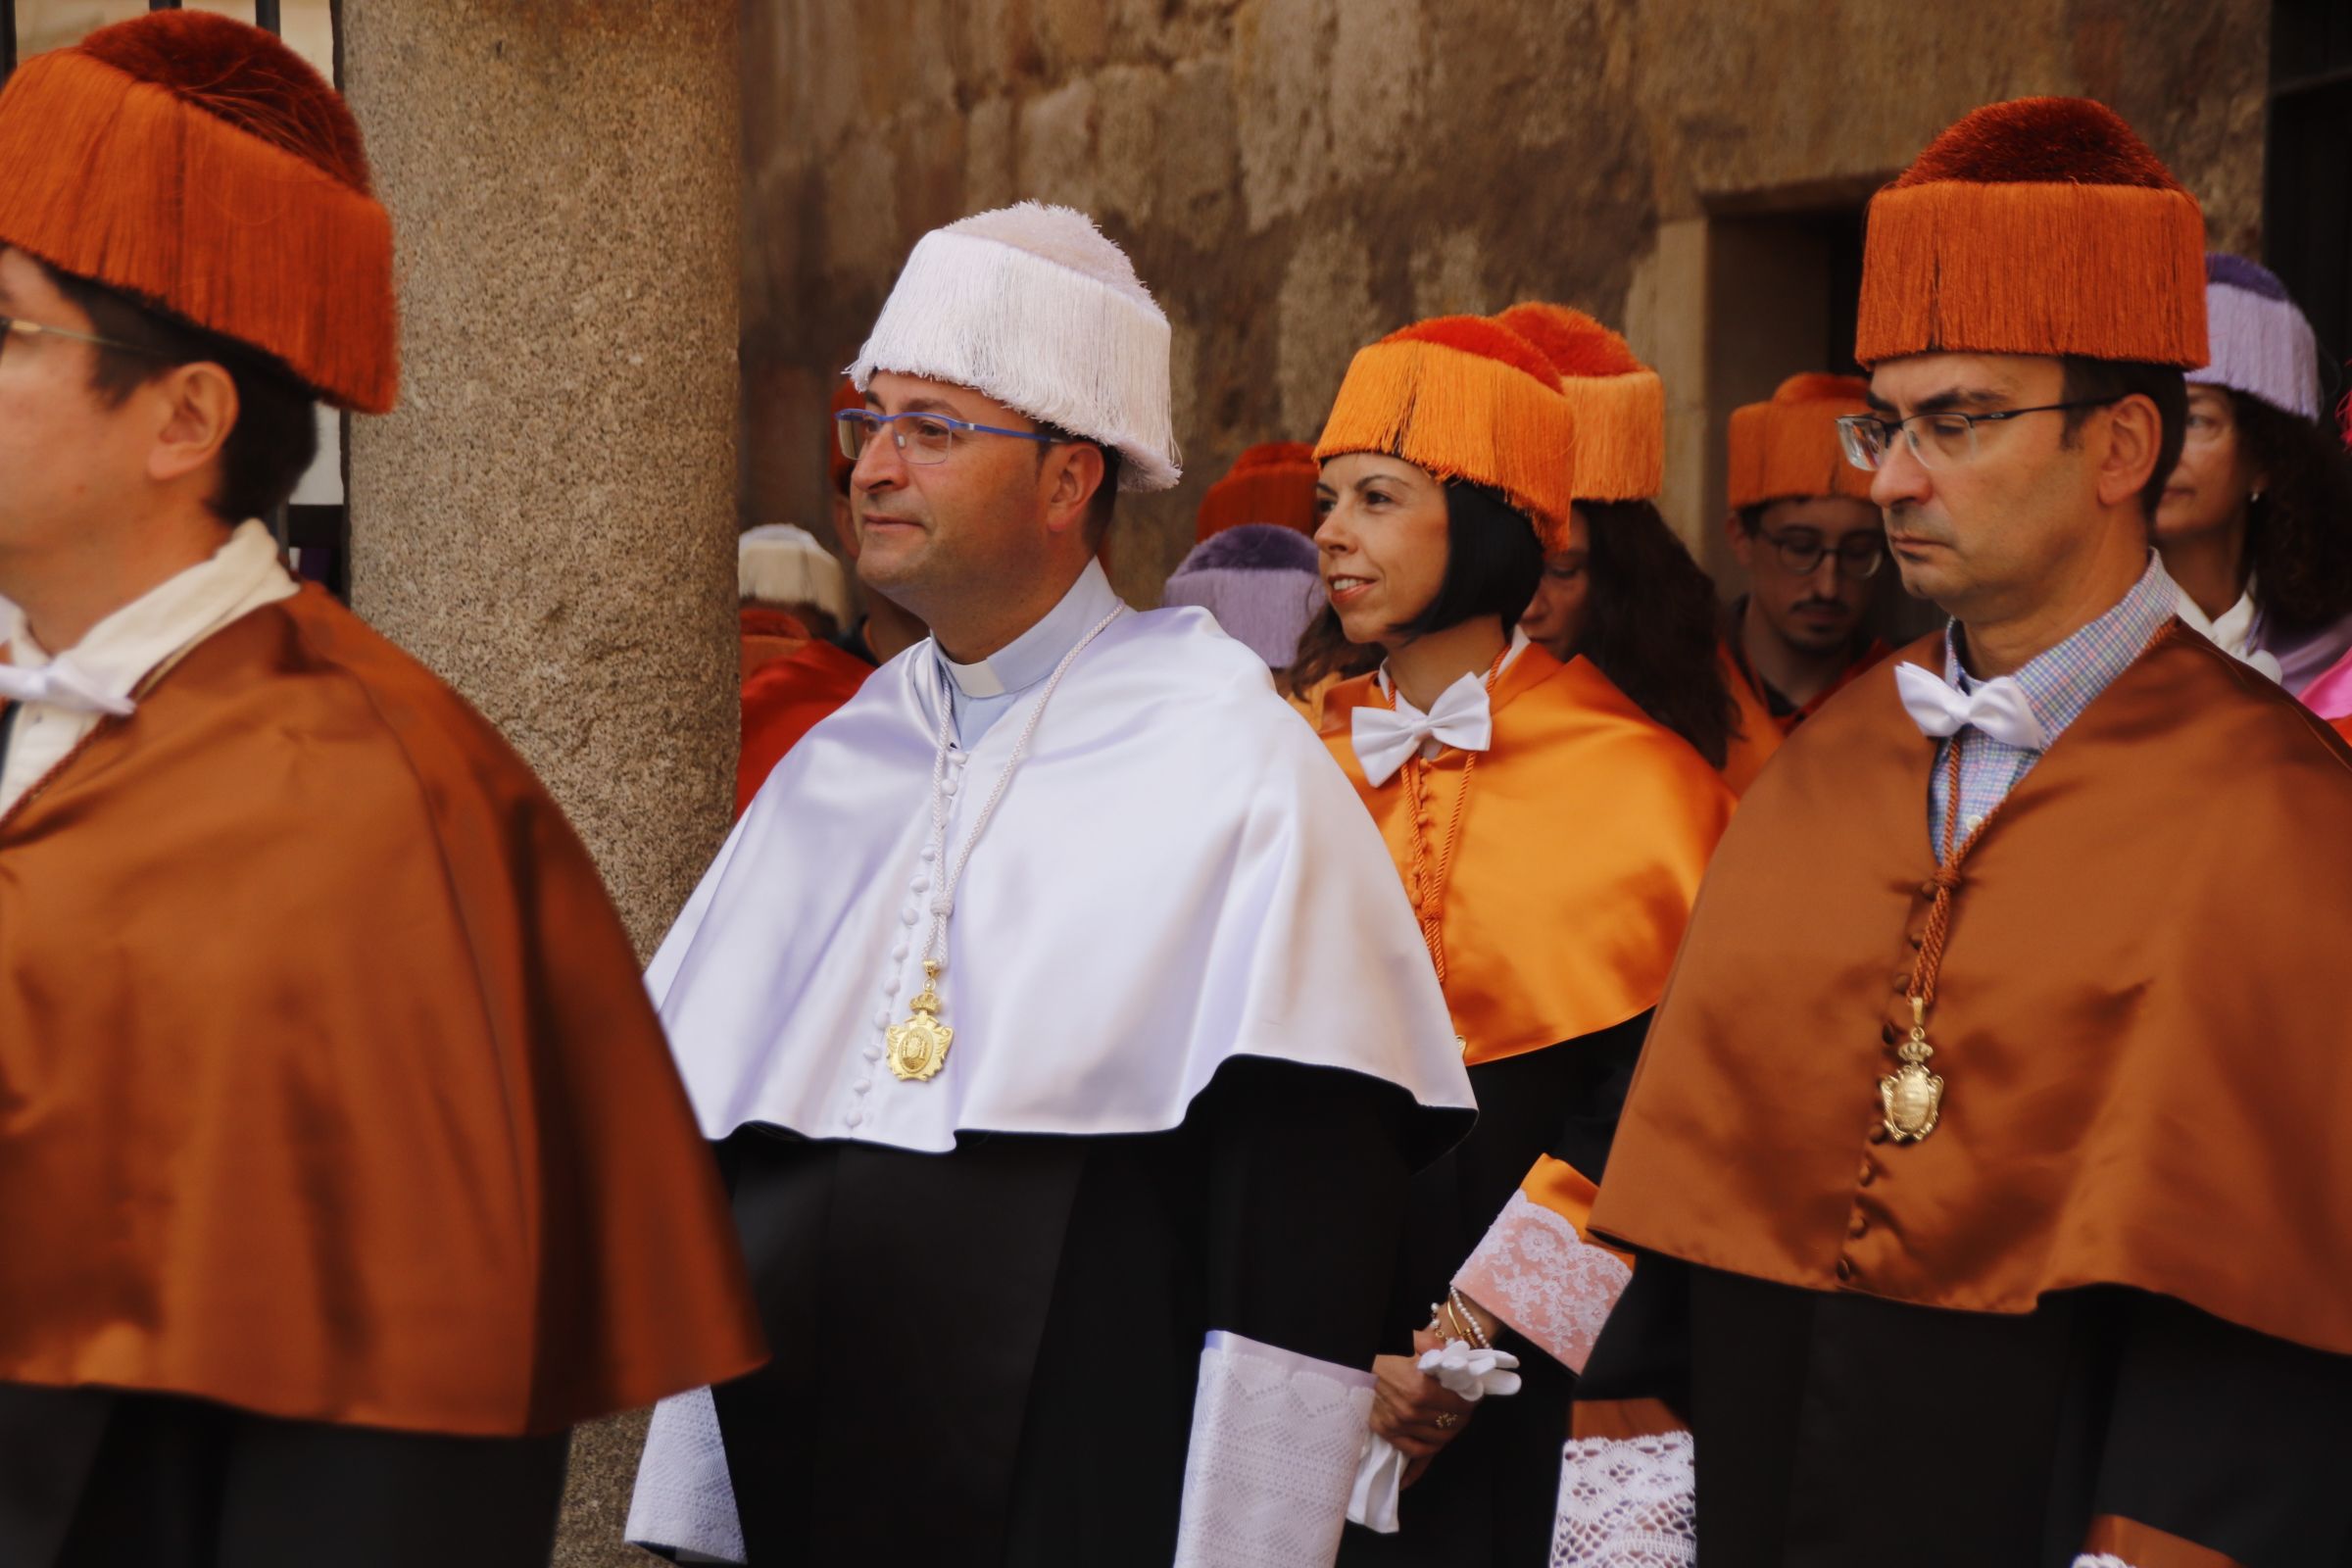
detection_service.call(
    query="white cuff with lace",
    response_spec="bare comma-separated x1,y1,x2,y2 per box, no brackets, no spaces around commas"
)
1549,1431,1697,1568
1175,1330,1376,1568
626,1385,746,1566
1454,1190,1634,1375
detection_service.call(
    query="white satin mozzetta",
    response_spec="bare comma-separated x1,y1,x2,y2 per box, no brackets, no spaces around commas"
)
650,604,1475,1151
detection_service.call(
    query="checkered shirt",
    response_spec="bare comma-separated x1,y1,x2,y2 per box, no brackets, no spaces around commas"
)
1926,556,2179,858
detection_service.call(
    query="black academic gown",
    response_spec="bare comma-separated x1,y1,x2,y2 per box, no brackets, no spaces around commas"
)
1339,1012,1647,1568
704,1055,1424,1568
1576,1256,2352,1567
0,1384,568,1568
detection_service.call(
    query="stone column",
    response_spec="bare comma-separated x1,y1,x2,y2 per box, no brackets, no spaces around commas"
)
340,9,740,1565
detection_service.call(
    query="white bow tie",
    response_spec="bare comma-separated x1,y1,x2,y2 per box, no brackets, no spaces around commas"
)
0,657,135,718
1894,662,2048,751
1351,671,1494,787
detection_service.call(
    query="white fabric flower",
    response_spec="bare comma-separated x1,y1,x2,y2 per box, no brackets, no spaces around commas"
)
1417,1339,1523,1401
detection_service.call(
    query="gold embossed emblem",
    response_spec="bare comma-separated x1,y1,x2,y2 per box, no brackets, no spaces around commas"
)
1879,997,1943,1143
886,962,954,1083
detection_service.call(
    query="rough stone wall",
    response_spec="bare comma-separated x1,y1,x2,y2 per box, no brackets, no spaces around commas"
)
743,0,2267,600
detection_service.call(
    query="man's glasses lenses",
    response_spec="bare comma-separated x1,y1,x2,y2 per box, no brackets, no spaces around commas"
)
1838,413,1982,472
836,411,960,466
1764,532,1885,579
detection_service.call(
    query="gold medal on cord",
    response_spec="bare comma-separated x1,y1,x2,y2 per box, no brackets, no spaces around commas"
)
1879,995,1944,1143
887,961,954,1082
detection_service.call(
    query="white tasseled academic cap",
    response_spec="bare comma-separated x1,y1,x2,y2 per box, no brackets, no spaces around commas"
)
738,524,853,626
847,202,1182,492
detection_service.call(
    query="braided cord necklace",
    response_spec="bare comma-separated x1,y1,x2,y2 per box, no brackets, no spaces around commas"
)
1881,737,2005,1143
882,605,1125,1083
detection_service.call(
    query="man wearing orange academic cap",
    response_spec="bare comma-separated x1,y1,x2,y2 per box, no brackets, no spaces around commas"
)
0,17,761,1565
1716,372,1893,786
1558,100,2352,1566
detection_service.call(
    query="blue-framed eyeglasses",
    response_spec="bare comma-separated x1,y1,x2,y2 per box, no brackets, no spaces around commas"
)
835,408,1060,467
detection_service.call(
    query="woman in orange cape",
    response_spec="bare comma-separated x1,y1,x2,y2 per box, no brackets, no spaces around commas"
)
1309,315,1733,1566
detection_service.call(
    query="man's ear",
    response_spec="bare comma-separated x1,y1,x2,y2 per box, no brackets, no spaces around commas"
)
1042,442,1107,539
145,361,238,490
2096,392,2164,512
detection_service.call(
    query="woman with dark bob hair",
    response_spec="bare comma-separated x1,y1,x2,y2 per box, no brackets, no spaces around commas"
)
1307,314,1735,1568
2158,254,2352,721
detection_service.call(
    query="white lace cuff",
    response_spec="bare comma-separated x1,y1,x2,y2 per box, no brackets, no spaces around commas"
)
626,1386,747,1565
1455,1190,1633,1375
2072,1557,2135,1567
1549,1431,1697,1568
1175,1330,1377,1568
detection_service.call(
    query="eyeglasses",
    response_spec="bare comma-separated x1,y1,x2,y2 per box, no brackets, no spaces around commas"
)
1836,398,2122,472
1756,528,1886,579
0,315,167,364
835,408,1060,466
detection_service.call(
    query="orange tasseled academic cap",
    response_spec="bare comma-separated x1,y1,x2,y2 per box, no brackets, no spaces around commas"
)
0,12,398,412
1854,97,2206,370
1313,316,1577,550
1726,372,1876,511
1195,441,1320,542
1492,303,1662,502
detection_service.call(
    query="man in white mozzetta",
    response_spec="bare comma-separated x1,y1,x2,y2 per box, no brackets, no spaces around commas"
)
627,203,1475,1568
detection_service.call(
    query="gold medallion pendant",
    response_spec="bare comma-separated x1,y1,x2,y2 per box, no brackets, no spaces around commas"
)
886,962,954,1083
1879,998,1943,1143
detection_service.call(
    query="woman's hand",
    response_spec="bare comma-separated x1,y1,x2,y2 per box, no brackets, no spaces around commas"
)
1369,1328,1477,1467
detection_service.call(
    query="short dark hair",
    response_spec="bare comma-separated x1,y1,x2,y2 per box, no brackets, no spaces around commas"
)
1388,480,1545,641
2057,355,2187,523
44,262,318,525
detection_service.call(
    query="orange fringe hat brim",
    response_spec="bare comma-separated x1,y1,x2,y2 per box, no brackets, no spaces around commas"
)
1314,338,1576,551
0,48,398,413
1726,398,1876,510
1855,180,2206,369
1555,369,1663,501
1197,465,1320,541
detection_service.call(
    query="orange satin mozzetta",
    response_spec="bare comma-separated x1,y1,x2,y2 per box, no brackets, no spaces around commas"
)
1321,645,1735,1064
736,633,874,819
1593,627,2352,1356
0,587,766,1436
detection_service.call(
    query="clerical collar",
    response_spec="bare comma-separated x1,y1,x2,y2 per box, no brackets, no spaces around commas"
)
938,559,1123,701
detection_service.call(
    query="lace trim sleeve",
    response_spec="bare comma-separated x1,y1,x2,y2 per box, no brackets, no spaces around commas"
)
626,1385,747,1566
1175,1330,1377,1568
1455,1189,1634,1374
1549,1431,1697,1568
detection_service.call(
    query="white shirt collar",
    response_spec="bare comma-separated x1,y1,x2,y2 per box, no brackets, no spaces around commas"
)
4,520,295,703
938,558,1123,700
2173,572,2283,682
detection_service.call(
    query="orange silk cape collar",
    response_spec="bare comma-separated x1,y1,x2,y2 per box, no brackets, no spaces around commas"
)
0,588,763,1434
1322,646,1735,1064
1595,628,2352,1355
